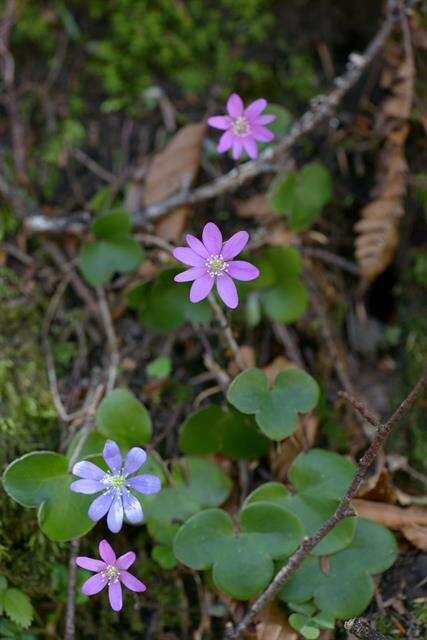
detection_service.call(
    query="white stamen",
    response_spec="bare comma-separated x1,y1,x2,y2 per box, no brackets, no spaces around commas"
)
205,254,229,278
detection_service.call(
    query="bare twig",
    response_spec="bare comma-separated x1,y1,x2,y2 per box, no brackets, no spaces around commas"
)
96,286,119,394
227,366,427,638
64,539,79,640
71,148,116,183
208,294,246,371
344,618,389,640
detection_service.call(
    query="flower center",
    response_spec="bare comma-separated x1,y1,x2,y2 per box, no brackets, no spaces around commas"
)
105,565,120,584
206,254,229,278
102,473,125,490
232,116,250,137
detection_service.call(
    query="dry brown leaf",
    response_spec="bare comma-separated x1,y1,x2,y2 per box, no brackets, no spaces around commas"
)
256,602,298,640
401,525,427,551
352,499,427,530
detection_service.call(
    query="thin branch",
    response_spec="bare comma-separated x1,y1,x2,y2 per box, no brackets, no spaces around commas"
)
208,294,246,371
344,618,389,640
227,366,427,638
64,539,79,640
96,286,119,394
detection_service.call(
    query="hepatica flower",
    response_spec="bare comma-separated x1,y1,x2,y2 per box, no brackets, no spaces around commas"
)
76,539,146,611
208,93,276,160
173,222,259,309
71,440,161,533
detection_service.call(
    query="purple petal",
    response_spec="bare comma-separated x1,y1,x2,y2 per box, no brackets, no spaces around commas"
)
99,539,116,564
202,222,223,254
88,492,114,522
127,474,161,495
70,479,103,495
242,136,258,160
186,234,209,258
251,125,275,143
227,93,244,118
190,274,214,303
232,139,243,160
174,267,206,283
254,114,276,125
81,573,107,596
124,447,147,475
216,274,238,309
72,460,105,481
173,247,205,267
207,115,230,130
217,130,234,153
122,492,143,525
76,557,107,572
116,552,136,571
120,571,147,592
228,260,260,281
108,581,123,611
107,495,124,533
244,98,267,120
103,440,122,473
221,231,249,260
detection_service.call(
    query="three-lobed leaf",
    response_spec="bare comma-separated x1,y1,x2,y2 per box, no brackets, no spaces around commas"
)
96,388,152,447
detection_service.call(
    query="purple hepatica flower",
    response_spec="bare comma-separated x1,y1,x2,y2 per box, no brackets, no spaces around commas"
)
71,440,161,533
173,222,259,309
76,539,146,611
208,93,276,160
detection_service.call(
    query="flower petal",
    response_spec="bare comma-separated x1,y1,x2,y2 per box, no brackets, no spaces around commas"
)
222,231,249,260
81,573,107,596
186,234,209,258
120,571,147,592
99,539,116,564
174,267,206,283
76,557,107,572
122,492,144,525
232,139,243,160
216,274,238,309
207,115,230,130
242,136,258,160
116,552,136,571
107,495,124,533
127,474,161,495
124,447,147,475
70,479,103,494
202,222,222,254
88,492,115,522
108,581,123,611
228,260,260,281
217,130,234,153
244,98,267,120
173,247,205,267
190,274,214,303
254,114,276,125
103,440,122,473
227,93,244,118
250,125,275,143
72,460,105,481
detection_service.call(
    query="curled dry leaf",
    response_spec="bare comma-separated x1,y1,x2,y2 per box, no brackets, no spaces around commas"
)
353,499,427,550
256,602,298,640
400,525,427,551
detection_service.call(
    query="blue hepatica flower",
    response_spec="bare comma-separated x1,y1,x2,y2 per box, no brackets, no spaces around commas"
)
70,440,161,533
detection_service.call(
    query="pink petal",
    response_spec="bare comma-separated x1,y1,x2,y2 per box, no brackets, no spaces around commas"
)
254,114,276,125
72,460,105,481
227,93,244,117
216,274,238,309
190,274,214,303
202,222,222,254
124,447,147,475
242,136,258,160
173,247,205,267
116,552,136,571
222,231,249,260
76,557,107,572
108,581,123,611
99,539,116,564
232,139,243,160
120,571,147,592
81,573,107,596
228,260,260,281
251,125,275,143
217,130,234,153
244,98,267,120
70,479,103,494
207,115,230,130
174,267,206,283
186,234,209,258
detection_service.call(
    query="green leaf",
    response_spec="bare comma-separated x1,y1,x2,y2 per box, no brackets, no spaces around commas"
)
220,412,270,460
146,355,172,379
289,614,320,639
227,368,269,414
3,589,34,629
173,509,234,570
0,577,8,592
289,449,356,500
2,452,94,541
312,611,335,630
240,502,303,557
91,210,132,239
262,280,308,323
179,406,224,455
96,388,152,447
78,237,143,286
152,544,177,569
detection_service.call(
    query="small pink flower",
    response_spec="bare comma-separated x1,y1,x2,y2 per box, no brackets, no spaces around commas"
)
173,222,259,309
76,540,146,612
208,93,276,160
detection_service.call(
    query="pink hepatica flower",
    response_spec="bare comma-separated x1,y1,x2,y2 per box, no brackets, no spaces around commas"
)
173,222,259,309
77,539,146,611
70,439,161,533
208,93,276,160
